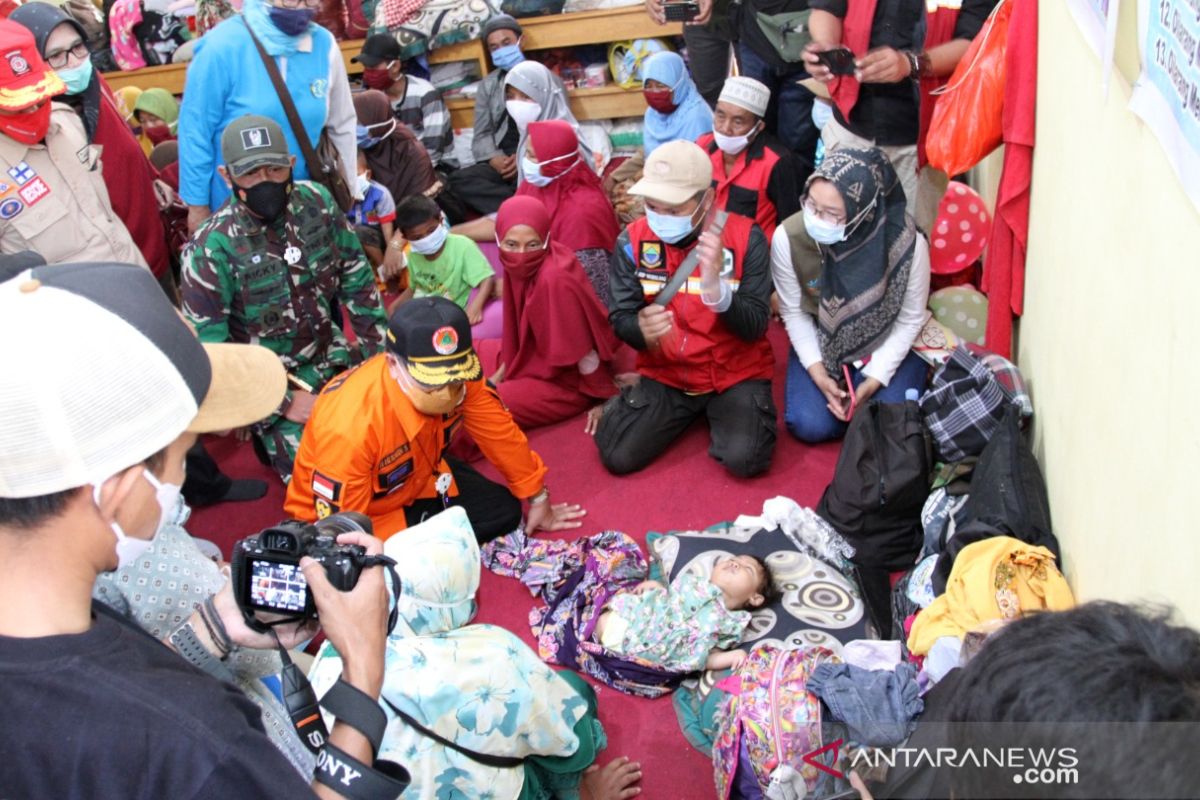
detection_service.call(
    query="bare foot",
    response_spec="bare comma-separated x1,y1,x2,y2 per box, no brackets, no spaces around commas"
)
582,757,641,800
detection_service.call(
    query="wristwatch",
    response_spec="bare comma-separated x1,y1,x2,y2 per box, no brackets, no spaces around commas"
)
904,50,921,80
169,621,235,681
528,487,551,506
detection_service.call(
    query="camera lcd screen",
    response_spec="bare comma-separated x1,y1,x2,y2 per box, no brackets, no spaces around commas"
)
247,559,309,613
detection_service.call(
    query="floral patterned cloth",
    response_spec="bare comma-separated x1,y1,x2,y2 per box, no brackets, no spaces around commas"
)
606,572,750,673
108,0,147,70
483,529,689,698
311,508,601,798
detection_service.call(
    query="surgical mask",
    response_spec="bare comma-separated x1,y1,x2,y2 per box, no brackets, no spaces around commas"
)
238,175,292,223
712,125,757,156
57,59,94,96
521,150,576,187
394,361,466,416
361,65,394,90
268,5,315,36
645,202,704,245
521,155,551,187
354,172,371,200
410,221,448,255
491,43,524,71
803,204,847,245
356,118,395,149
505,99,541,134
92,468,178,569
142,469,183,540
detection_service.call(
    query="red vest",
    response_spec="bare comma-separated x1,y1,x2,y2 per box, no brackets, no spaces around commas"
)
627,213,774,394
698,132,782,239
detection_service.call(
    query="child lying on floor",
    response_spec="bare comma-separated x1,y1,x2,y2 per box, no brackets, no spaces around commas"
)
592,555,773,673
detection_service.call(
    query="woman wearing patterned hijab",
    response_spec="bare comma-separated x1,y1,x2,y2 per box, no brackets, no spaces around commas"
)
771,146,931,443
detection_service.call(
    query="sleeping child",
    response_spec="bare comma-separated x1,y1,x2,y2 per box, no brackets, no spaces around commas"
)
592,555,773,673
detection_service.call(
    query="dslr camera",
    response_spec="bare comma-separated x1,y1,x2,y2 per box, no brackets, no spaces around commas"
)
231,512,373,620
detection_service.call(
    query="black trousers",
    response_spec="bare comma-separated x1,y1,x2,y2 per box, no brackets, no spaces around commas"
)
445,162,517,215
403,457,522,543
181,440,232,506
595,377,777,478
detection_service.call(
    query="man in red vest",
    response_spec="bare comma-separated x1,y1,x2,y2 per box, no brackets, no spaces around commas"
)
595,140,776,479
697,75,803,240
801,0,996,230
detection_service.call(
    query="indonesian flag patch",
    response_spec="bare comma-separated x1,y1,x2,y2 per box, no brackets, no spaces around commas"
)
311,471,342,502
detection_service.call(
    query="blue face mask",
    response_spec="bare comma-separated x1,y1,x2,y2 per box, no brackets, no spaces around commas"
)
356,119,395,149
268,5,315,36
645,204,701,245
57,59,93,96
490,43,524,71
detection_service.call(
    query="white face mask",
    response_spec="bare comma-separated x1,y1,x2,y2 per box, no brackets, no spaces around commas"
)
505,99,542,133
93,469,182,569
712,124,758,156
354,172,371,200
410,221,449,255
521,150,577,188
802,204,847,245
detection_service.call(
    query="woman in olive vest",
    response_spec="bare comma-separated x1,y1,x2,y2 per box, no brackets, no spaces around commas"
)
771,146,930,443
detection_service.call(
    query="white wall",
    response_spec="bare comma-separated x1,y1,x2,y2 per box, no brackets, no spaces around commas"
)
1016,1,1200,624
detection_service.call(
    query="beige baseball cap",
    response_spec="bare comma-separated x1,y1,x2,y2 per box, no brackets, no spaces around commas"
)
628,140,713,205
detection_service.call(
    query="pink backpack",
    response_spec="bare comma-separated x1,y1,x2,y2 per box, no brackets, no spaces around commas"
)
712,644,839,800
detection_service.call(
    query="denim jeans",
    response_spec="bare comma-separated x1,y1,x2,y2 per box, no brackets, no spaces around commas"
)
736,43,819,174
783,349,929,443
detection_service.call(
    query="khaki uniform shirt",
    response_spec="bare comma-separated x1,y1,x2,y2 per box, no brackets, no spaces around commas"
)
0,104,147,267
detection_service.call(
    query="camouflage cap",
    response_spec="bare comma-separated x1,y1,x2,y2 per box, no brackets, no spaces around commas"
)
221,114,291,178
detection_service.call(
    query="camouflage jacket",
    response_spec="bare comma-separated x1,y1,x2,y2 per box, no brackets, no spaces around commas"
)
181,181,386,391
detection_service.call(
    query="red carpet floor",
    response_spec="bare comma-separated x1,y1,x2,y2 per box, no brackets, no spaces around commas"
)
188,324,841,798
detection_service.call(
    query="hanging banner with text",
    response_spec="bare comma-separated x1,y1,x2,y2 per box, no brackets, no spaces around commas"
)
1129,0,1200,213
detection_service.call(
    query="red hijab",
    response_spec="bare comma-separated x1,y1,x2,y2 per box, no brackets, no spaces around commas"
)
496,195,619,390
516,120,620,254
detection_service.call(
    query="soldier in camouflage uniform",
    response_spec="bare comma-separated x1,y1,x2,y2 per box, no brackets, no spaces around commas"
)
181,115,386,481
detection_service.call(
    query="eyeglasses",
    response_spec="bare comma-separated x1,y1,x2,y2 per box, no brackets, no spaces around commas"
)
45,41,89,70
273,0,322,8
802,196,846,226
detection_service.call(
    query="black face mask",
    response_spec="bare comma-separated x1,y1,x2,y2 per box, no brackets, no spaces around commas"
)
238,177,292,223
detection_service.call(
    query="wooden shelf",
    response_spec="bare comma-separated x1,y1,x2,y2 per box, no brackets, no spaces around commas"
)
445,83,647,128
101,7,679,124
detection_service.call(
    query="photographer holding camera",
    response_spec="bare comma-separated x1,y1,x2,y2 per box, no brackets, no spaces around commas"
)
0,261,404,799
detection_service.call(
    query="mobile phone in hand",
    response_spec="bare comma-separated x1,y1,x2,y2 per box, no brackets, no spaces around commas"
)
663,0,700,22
816,47,857,76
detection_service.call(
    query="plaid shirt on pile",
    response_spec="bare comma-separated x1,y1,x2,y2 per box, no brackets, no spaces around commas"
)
969,346,1033,418
919,345,1012,463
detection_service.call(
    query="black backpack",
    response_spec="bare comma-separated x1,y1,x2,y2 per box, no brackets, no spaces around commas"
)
932,406,1059,595
817,399,932,633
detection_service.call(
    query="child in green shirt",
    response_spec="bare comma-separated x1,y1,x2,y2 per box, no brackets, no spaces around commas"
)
394,196,496,325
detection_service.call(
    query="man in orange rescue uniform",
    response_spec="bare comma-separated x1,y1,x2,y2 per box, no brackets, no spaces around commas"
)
285,296,585,541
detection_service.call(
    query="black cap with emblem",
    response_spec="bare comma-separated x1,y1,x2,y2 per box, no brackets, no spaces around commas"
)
221,114,292,178
385,297,482,386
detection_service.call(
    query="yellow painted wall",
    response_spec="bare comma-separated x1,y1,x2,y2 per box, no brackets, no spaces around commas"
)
1017,1,1200,624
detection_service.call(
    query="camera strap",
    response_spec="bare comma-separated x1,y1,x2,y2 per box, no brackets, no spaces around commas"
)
381,697,525,768
315,742,411,800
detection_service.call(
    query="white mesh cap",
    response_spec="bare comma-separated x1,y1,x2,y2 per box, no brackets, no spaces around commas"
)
0,263,208,498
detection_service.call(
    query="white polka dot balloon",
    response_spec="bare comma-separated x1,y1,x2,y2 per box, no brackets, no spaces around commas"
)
930,181,991,275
